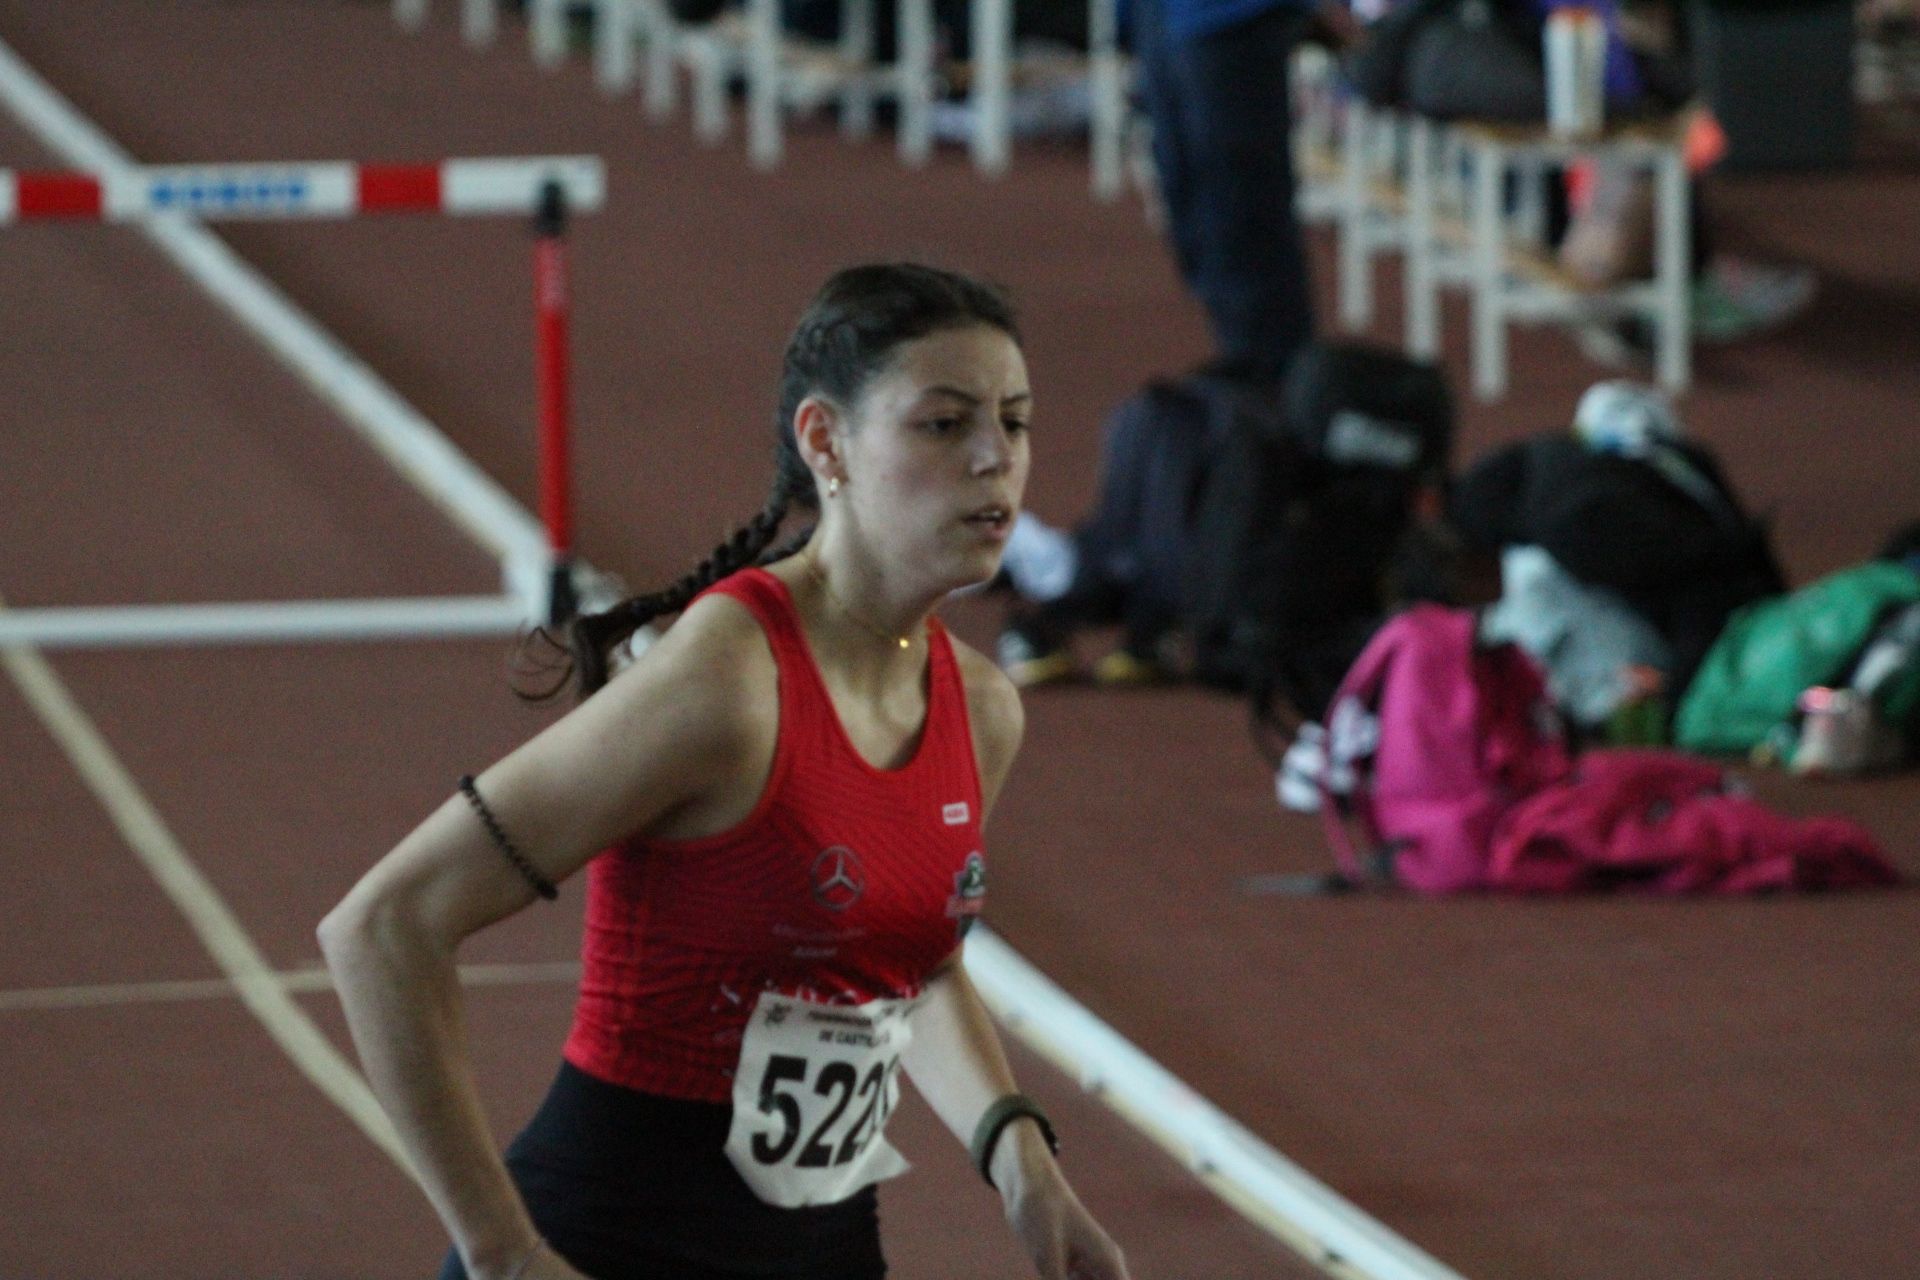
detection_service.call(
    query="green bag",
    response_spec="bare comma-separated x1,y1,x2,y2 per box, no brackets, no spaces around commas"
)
1675,560,1920,754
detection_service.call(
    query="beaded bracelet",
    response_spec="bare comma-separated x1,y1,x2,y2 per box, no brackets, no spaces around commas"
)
457,775,558,901
970,1093,1059,1191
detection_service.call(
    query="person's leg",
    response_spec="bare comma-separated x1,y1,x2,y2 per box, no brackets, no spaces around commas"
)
1132,0,1204,288
1161,7,1316,379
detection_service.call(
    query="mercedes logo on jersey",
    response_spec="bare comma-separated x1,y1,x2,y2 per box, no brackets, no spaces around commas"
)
810,846,866,911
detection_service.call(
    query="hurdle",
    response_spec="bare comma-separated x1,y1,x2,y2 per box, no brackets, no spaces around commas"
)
966,929,1467,1280
0,153,605,650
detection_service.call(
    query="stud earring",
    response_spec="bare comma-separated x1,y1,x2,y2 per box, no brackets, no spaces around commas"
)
827,476,841,498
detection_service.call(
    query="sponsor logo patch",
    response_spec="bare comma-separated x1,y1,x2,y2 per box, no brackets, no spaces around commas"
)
810,846,866,912
945,852,987,939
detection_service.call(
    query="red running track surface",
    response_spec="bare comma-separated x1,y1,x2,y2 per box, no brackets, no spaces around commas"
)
2,3,1918,1278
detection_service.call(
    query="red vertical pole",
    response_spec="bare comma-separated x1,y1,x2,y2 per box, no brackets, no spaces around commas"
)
533,181,577,625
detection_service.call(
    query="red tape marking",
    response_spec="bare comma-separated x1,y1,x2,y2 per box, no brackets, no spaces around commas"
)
17,173,103,218
356,164,441,212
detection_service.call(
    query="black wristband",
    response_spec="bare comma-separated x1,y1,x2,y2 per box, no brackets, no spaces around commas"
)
970,1094,1058,1191
458,775,558,901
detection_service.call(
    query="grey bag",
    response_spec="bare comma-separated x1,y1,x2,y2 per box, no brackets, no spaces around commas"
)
1480,545,1671,728
1404,0,1545,121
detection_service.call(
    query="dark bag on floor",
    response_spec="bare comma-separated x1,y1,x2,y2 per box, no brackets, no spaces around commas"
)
1452,431,1785,697
1071,376,1227,650
1674,560,1920,755
1185,343,1454,718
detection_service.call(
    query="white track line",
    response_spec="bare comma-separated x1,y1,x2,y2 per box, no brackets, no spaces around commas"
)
0,962,582,1013
0,606,411,1177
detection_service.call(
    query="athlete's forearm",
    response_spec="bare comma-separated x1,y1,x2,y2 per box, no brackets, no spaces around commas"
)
901,956,1060,1203
905,957,1129,1280
318,900,541,1278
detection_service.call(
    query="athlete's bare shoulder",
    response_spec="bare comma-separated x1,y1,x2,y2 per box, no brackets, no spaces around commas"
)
576,588,779,789
622,588,776,719
947,636,1025,809
949,637,1024,734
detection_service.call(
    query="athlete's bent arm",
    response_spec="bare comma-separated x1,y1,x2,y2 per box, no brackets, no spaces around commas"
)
317,601,772,1280
902,651,1130,1280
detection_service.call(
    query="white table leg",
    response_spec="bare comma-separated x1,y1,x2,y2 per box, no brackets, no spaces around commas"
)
747,0,783,168
1088,0,1123,199
640,0,679,120
1338,100,1375,331
840,0,876,138
1470,136,1507,400
464,0,498,45
531,0,569,67
896,0,934,166
970,0,1013,176
688,35,730,141
595,0,636,93
1653,148,1692,393
1406,114,1440,360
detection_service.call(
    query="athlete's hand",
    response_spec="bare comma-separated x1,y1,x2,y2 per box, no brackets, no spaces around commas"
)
1002,1159,1130,1280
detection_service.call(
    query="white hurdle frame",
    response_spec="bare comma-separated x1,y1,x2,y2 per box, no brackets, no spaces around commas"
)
966,929,1469,1280
0,39,608,650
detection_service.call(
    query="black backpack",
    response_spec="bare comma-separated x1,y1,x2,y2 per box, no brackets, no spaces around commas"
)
1183,344,1454,720
1066,375,1230,656
1346,0,1546,111
1450,431,1784,698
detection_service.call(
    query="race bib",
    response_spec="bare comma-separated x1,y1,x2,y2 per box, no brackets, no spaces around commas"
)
725,991,915,1208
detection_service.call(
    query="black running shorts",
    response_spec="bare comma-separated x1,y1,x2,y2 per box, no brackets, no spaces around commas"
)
436,1061,886,1280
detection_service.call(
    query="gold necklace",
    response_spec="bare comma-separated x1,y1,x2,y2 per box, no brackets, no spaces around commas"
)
804,551,915,651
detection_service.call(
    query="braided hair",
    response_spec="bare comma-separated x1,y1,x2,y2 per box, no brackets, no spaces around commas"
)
528,262,1021,700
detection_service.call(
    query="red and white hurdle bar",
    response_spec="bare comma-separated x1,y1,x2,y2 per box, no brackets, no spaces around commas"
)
0,156,604,649
0,156,603,223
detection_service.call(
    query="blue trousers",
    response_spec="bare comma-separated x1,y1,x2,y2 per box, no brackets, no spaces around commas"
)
1134,0,1316,380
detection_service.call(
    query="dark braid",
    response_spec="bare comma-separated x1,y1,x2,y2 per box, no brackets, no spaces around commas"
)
522,263,1019,702
563,476,795,696
758,524,817,568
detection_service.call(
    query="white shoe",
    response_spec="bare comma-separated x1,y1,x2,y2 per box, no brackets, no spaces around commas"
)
1276,722,1328,813
1001,512,1078,602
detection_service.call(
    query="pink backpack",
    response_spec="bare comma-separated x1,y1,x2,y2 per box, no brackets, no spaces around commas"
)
1319,605,1572,893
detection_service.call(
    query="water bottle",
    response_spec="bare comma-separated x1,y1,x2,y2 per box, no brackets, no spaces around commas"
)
1544,6,1607,139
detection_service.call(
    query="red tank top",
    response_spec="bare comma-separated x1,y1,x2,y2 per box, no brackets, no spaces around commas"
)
563,567,989,1102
